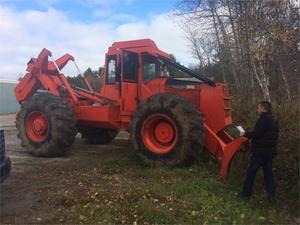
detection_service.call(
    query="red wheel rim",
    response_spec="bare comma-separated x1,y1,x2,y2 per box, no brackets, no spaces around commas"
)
25,111,49,142
141,114,178,154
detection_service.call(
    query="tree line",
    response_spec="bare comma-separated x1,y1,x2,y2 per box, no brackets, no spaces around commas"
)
174,0,299,105
67,67,103,92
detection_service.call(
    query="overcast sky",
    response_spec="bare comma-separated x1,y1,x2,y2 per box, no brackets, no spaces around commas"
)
0,0,197,80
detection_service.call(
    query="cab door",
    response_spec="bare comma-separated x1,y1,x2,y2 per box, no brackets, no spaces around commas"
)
100,54,120,101
121,50,139,114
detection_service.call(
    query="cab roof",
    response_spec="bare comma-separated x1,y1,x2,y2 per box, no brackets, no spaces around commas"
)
107,39,171,59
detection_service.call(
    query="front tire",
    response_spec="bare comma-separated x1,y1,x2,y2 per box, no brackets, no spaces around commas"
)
16,93,77,157
129,93,204,166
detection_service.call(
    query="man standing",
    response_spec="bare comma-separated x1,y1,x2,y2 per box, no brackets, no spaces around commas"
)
241,101,279,200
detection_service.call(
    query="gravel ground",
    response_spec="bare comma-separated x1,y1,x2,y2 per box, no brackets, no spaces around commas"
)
0,113,130,224
0,113,16,130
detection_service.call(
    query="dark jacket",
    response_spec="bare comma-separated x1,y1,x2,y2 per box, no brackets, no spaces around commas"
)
244,112,279,155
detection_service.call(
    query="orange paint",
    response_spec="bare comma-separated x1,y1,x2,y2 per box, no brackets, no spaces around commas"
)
15,39,248,179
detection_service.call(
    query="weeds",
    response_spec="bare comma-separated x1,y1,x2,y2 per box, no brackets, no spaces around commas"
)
11,101,300,224
42,136,298,224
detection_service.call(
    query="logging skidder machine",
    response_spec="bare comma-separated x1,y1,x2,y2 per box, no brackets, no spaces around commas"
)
14,39,247,179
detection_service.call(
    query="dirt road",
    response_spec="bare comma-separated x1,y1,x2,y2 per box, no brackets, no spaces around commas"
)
0,113,133,224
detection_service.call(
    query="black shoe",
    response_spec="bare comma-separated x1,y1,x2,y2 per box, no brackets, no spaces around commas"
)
267,194,276,203
240,193,251,200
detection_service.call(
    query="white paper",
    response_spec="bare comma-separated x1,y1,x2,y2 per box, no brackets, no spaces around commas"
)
236,125,245,136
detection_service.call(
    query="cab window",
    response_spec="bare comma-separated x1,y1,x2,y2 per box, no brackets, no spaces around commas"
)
106,56,116,83
123,51,138,82
142,54,158,82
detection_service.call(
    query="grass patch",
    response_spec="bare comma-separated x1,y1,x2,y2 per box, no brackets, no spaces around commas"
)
41,139,298,224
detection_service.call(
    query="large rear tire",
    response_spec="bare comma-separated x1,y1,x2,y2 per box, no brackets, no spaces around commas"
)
80,128,119,144
129,93,204,166
16,93,77,157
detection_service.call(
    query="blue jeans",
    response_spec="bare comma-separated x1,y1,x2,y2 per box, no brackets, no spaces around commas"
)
242,153,276,197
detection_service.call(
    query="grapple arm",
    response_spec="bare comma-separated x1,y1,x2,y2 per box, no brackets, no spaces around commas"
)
15,48,75,103
15,48,114,106
26,49,74,74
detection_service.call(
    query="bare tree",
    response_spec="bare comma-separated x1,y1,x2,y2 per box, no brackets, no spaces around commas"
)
175,0,299,103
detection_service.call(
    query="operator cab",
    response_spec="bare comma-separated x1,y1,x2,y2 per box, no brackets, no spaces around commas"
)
103,39,214,87
100,39,215,110
141,52,205,86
